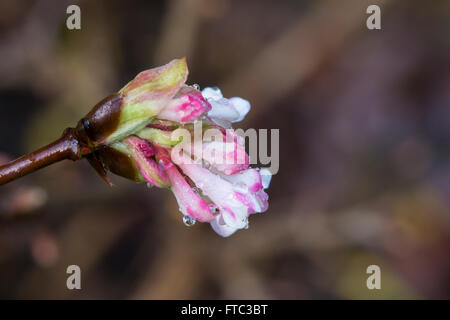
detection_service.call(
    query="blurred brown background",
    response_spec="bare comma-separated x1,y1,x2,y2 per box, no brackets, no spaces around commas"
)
1,0,450,299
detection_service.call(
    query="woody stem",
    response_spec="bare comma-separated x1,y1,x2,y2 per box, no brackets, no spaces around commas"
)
0,128,84,186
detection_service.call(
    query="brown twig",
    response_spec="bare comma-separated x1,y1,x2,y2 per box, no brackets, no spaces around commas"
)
0,128,84,186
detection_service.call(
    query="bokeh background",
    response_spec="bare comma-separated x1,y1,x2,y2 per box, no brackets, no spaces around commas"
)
1,0,450,299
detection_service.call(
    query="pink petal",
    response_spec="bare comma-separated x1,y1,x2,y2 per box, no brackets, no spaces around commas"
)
155,146,214,222
202,140,249,175
123,136,169,188
181,128,249,175
254,190,269,212
219,168,269,214
158,86,212,123
175,153,249,229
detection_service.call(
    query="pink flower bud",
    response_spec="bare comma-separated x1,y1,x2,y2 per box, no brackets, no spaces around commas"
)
155,146,215,222
201,131,249,175
123,136,169,188
80,57,271,238
180,128,250,175
157,86,212,123
174,153,269,235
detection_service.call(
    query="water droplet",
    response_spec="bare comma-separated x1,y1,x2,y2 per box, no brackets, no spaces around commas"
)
209,204,217,214
192,84,200,90
183,215,196,227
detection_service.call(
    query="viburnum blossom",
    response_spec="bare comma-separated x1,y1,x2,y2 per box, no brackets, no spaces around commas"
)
93,58,271,237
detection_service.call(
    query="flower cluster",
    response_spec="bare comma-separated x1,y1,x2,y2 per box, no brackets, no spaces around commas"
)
91,58,271,237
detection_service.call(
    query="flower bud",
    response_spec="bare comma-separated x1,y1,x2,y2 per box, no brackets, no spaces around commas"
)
157,85,211,123
71,58,270,238
202,87,251,127
136,127,181,147
77,58,188,148
155,146,215,222
95,142,144,183
123,136,170,188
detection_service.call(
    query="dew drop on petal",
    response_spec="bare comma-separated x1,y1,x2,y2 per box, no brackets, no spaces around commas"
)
192,84,200,90
183,215,196,227
209,204,217,214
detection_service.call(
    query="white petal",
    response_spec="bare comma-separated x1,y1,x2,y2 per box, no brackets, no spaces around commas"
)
177,156,249,229
221,205,248,229
208,117,233,129
219,168,262,191
207,99,240,122
259,168,272,189
229,97,251,123
210,215,238,237
201,87,223,100
218,169,269,214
